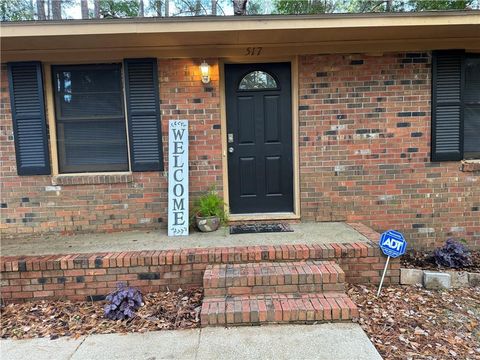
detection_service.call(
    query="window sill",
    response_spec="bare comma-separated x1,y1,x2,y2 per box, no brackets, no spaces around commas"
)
52,172,133,186
461,160,480,172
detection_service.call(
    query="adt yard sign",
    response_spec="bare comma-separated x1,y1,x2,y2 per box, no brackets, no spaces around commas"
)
380,230,407,258
377,230,407,296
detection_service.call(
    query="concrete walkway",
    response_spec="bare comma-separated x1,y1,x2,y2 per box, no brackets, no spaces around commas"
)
1,222,369,257
1,323,382,360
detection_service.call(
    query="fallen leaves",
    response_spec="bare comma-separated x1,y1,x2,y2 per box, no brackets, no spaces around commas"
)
2,282,479,360
1,288,203,340
401,250,480,272
349,284,480,360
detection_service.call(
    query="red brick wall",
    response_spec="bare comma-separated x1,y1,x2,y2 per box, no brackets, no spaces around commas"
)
0,59,223,236
1,53,479,250
299,52,480,249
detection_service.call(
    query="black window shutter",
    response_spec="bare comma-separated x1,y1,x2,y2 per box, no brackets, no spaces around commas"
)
124,58,164,171
464,56,480,159
7,62,51,175
431,51,464,161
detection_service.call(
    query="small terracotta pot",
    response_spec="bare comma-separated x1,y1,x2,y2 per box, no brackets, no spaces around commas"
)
195,215,220,232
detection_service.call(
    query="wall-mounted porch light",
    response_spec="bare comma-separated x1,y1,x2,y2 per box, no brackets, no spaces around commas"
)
199,60,211,84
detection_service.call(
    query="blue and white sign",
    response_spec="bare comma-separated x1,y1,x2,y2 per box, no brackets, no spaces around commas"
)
168,120,189,236
379,230,407,258
377,230,407,296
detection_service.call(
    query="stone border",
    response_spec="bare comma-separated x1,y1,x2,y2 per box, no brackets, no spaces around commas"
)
400,267,479,289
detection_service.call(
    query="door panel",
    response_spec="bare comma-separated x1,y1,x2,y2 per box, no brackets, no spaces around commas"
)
239,157,257,196
265,156,282,195
225,62,293,214
264,95,281,143
238,96,255,144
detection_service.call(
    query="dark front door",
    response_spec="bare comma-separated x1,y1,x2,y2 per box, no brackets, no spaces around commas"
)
225,62,293,214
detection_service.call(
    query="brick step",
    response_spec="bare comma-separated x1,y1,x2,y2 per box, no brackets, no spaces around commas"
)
203,261,345,297
201,292,358,327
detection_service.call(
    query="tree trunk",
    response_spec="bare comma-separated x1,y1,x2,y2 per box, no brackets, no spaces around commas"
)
154,0,161,16
211,0,217,15
37,0,46,20
52,0,61,20
194,0,201,15
233,0,247,15
138,0,144,17
81,0,88,19
30,0,35,19
94,0,100,18
164,0,169,16
386,0,392,12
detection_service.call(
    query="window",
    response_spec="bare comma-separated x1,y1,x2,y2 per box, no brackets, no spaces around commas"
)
53,64,128,173
432,51,480,161
8,59,163,177
238,71,278,90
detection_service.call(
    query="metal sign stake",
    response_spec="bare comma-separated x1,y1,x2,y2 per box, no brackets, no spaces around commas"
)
376,255,390,297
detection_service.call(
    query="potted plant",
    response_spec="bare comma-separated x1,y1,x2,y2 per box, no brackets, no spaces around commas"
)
193,189,227,232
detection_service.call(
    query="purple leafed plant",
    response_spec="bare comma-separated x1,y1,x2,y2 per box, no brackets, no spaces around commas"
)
433,239,472,269
104,283,143,320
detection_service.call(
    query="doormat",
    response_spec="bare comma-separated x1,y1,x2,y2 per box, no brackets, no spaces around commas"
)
230,223,293,235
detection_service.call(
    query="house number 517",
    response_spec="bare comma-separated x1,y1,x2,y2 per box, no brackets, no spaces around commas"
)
245,47,262,56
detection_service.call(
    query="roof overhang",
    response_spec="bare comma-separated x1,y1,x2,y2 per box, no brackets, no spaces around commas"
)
1,11,480,62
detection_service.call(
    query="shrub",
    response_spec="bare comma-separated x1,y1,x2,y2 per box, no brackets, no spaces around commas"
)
104,283,143,320
433,239,472,268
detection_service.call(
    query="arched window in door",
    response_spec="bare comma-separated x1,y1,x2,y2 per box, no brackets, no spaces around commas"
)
238,71,278,90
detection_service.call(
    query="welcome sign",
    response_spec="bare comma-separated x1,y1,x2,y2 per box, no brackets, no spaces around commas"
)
168,120,189,236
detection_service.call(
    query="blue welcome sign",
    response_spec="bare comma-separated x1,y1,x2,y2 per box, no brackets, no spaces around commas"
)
379,230,407,258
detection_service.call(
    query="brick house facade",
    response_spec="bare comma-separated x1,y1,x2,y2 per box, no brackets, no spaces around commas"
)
298,53,479,249
1,14,479,250
1,59,223,235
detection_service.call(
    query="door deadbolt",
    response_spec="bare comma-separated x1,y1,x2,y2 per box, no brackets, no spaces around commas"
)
228,133,234,143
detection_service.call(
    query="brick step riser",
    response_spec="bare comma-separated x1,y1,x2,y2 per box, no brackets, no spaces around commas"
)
205,283,345,297
204,261,345,294
201,294,358,327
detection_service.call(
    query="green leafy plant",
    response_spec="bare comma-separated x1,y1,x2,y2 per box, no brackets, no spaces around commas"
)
193,188,227,224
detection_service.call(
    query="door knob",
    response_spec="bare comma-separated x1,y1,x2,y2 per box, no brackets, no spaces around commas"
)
228,147,234,153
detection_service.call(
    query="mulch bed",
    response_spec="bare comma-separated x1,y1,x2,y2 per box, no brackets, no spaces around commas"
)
349,284,480,360
401,250,480,272
0,288,203,340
